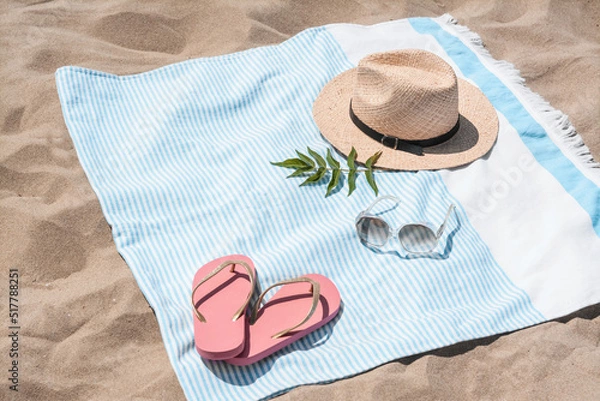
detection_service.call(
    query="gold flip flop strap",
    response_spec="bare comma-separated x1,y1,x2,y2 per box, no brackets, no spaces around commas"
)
250,277,320,339
191,260,255,323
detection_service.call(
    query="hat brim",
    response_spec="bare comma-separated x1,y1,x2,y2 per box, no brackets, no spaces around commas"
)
312,67,499,170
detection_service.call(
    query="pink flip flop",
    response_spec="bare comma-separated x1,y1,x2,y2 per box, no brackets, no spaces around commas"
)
191,255,256,360
225,273,341,366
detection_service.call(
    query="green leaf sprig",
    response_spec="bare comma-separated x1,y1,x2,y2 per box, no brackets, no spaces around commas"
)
271,147,382,197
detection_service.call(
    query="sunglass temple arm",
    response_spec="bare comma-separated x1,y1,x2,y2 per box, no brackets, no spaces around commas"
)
363,195,401,215
436,204,456,238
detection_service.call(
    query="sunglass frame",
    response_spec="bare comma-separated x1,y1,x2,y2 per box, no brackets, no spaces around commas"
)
355,196,456,254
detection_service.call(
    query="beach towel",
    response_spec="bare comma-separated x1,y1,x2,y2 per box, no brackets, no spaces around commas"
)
55,14,600,401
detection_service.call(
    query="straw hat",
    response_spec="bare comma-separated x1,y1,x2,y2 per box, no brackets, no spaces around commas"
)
313,50,499,170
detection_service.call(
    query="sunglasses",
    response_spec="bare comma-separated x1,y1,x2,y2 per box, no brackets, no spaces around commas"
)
355,195,456,254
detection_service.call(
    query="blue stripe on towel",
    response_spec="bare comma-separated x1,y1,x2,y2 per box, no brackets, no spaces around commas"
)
409,18,600,237
56,25,544,401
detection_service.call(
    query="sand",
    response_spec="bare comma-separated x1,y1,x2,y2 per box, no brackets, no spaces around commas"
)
1,0,599,400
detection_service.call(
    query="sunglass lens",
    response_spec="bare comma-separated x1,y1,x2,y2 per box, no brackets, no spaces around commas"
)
399,225,437,253
356,217,390,247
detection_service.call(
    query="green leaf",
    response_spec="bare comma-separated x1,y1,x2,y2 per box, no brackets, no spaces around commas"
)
326,149,340,169
326,168,341,197
296,151,315,168
365,168,378,196
271,147,378,198
300,167,326,186
347,168,357,196
271,158,311,169
287,166,313,178
307,147,326,169
365,151,382,168
347,147,357,170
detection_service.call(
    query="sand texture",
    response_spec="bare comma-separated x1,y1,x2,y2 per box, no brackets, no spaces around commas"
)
1,0,599,400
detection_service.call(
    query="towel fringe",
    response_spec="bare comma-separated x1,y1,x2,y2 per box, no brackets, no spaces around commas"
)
439,13,600,173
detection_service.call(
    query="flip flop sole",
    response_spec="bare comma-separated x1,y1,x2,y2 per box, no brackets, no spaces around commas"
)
226,273,341,365
192,255,256,360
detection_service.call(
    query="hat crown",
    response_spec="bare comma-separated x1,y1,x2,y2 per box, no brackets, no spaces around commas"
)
352,50,459,141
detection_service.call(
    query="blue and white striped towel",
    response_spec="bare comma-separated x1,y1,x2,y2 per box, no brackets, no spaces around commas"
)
56,15,600,401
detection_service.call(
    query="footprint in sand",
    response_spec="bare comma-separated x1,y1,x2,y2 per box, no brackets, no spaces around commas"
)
3,106,25,134
27,48,72,73
25,220,87,282
92,11,186,54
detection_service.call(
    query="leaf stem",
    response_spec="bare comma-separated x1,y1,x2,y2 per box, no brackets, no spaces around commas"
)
320,167,369,173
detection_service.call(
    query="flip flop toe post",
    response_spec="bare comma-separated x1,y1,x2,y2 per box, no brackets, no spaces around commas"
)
226,273,341,365
191,255,256,360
